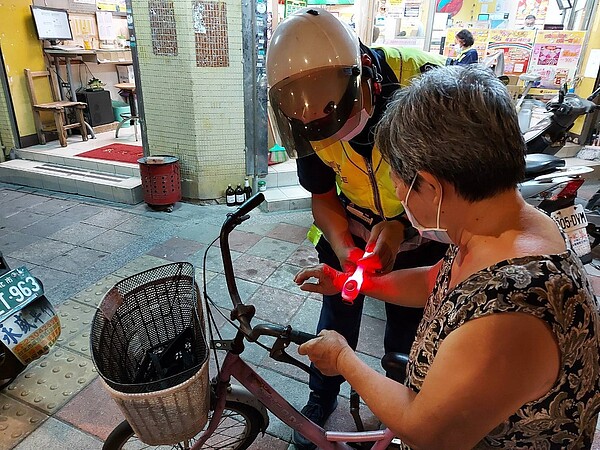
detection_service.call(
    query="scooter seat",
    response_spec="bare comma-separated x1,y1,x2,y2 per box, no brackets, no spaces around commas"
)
525,153,566,178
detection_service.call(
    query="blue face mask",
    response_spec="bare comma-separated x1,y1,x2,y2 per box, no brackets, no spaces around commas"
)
401,175,453,244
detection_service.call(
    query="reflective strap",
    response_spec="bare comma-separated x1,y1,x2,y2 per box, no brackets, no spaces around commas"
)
307,223,323,246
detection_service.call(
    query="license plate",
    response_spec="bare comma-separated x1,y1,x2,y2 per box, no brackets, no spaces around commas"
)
551,204,591,257
0,267,44,323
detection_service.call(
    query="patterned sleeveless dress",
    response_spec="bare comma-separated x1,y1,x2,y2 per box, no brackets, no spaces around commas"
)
403,246,600,449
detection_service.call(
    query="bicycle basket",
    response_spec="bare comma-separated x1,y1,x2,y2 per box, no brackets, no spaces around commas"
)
90,262,209,445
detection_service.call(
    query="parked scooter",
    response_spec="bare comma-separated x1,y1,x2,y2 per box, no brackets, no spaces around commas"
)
518,80,600,263
0,251,60,389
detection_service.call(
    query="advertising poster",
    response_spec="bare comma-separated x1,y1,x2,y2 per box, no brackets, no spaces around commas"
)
486,29,536,75
443,28,489,60
529,30,585,89
516,0,549,20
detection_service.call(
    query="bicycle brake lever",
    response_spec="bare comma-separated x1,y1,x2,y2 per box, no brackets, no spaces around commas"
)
270,336,322,379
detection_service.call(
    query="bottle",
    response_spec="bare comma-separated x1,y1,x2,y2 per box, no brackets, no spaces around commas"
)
226,184,236,207
243,177,252,201
235,183,245,205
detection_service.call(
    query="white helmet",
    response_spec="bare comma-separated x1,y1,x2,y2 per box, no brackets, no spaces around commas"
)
266,8,374,158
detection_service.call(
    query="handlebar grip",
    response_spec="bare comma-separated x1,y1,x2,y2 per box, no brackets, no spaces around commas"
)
289,329,317,345
234,193,265,219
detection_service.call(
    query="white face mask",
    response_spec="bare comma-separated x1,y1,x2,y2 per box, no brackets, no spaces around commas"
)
339,108,372,142
401,175,453,244
454,43,463,54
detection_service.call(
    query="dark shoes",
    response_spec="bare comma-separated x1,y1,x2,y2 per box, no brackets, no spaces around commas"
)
292,393,338,450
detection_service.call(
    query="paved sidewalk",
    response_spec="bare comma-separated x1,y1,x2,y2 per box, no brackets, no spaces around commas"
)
1,181,599,449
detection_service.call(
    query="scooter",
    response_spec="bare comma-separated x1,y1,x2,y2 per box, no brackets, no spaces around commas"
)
0,251,61,389
519,81,600,263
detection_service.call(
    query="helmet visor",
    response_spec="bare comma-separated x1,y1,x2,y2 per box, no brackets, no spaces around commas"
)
269,65,362,158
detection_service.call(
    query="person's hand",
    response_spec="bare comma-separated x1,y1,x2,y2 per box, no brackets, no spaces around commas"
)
298,330,353,376
332,245,364,272
361,220,405,273
294,264,348,295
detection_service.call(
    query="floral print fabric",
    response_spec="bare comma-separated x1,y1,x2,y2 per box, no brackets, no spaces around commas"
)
404,246,600,449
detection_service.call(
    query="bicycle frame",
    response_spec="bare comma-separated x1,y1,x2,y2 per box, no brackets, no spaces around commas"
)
192,194,397,449
192,334,396,450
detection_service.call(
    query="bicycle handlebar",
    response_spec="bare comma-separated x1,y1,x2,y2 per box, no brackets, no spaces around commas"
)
250,324,317,345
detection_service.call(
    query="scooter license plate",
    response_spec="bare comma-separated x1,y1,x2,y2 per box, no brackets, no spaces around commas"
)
0,267,43,322
551,204,591,257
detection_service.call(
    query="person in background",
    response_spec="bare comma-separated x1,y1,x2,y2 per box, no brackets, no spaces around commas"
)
266,7,448,450
295,64,600,449
521,14,538,30
448,29,478,65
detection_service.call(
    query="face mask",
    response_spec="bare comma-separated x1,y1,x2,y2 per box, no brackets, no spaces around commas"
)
340,108,372,142
401,175,453,244
454,44,463,54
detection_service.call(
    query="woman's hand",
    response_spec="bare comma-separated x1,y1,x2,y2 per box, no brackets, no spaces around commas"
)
361,220,405,273
298,330,353,376
294,264,348,295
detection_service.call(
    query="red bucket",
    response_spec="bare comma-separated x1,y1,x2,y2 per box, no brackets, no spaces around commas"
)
138,156,182,206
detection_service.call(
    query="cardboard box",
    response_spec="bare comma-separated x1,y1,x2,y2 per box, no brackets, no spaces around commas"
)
116,65,135,84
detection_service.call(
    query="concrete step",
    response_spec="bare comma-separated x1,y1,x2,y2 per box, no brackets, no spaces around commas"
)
261,159,311,212
15,148,139,178
0,159,143,204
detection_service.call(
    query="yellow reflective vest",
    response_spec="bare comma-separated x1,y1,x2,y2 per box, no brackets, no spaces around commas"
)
307,47,446,245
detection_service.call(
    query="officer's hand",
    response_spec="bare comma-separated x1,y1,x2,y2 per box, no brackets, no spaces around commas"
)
333,245,364,273
294,264,348,295
298,330,353,377
362,221,405,273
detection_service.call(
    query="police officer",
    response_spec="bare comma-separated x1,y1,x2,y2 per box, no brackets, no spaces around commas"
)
266,8,449,449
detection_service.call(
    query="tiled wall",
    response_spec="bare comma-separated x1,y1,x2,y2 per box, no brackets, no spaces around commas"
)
0,80,16,159
132,0,245,199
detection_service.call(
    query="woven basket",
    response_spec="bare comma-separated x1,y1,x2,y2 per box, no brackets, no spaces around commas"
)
102,360,209,445
90,262,210,445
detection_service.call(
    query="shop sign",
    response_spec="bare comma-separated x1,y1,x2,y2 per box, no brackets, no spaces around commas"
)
486,29,536,75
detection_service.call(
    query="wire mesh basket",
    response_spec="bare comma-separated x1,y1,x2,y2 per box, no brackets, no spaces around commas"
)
90,262,209,445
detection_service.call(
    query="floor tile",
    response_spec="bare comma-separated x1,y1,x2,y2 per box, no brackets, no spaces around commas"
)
3,347,97,414
2,210,47,231
249,285,305,324
12,416,102,449
215,229,263,252
0,231,42,255
233,253,281,284
82,208,133,229
247,237,300,263
0,393,48,450
0,193,49,216
47,222,106,245
285,245,319,267
146,236,205,262
268,223,310,244
205,273,260,308
49,247,109,274
356,314,386,359
84,228,140,253
263,263,305,295
9,239,76,266
20,214,81,238
55,377,124,441
28,266,79,300
0,188,29,205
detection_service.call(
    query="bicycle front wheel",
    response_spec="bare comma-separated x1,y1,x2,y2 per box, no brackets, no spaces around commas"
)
103,401,265,450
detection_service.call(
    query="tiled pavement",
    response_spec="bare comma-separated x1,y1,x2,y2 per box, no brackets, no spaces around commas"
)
1,181,599,449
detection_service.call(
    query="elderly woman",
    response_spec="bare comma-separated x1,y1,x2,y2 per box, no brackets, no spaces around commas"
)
295,65,600,449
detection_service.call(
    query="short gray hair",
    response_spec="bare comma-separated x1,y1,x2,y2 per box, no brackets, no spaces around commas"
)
375,64,526,202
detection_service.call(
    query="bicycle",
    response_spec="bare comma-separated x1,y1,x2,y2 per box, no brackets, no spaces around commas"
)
101,193,406,449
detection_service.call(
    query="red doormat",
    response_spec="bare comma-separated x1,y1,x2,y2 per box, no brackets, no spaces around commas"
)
76,143,143,164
